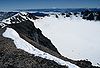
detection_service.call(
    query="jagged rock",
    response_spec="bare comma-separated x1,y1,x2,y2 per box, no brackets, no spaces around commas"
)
74,60,100,68
66,13,70,17
61,13,65,15
55,15,59,18
82,10,100,21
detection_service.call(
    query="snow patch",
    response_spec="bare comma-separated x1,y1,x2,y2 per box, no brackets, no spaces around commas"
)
0,23,6,28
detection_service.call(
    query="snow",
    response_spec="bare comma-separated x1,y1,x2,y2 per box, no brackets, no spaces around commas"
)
2,12,28,24
2,18,11,24
20,12,28,15
0,23,6,28
3,27,79,68
34,14,100,66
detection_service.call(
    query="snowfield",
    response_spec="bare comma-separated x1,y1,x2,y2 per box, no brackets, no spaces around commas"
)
34,14,100,66
3,27,79,68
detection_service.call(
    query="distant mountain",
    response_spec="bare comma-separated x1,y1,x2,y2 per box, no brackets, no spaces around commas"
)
18,8,100,12
0,12,17,21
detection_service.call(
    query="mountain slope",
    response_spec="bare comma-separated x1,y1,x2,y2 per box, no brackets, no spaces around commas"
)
0,12,79,68
0,36,67,68
2,12,60,54
0,11,100,68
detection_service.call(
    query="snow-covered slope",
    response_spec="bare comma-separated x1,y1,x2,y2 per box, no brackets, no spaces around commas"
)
34,14,100,66
3,27,79,68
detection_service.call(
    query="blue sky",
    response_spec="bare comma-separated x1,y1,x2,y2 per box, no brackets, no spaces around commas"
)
0,0,100,11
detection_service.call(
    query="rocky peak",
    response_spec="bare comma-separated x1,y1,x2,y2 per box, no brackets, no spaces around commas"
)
2,12,38,25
